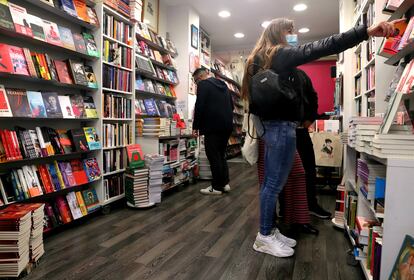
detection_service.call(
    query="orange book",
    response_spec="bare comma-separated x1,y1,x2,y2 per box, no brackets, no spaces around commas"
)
379,20,408,58
73,0,89,22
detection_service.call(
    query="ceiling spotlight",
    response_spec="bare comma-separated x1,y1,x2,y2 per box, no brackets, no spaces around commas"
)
298,27,310,33
218,10,231,18
293,3,307,11
234,33,245,38
261,21,271,28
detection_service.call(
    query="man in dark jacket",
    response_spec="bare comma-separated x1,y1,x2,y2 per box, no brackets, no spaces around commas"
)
193,68,234,195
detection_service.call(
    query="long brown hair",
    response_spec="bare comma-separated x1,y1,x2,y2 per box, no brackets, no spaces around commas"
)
241,18,294,101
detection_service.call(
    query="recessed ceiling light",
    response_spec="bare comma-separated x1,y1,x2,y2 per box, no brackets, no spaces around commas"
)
261,21,271,28
298,27,310,33
234,33,245,38
218,10,231,18
293,3,307,11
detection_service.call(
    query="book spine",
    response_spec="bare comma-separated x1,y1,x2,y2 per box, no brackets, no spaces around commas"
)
54,161,66,189
10,171,23,201
0,130,12,160
16,169,29,199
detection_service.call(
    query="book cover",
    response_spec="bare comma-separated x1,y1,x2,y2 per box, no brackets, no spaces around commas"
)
83,65,98,88
68,128,89,152
72,0,88,22
0,0,14,31
56,129,73,154
27,91,47,118
27,14,46,41
69,159,88,185
379,20,408,57
55,196,72,224
42,92,63,118
82,32,99,57
53,160,66,188
68,60,88,86
81,188,99,213
66,192,83,219
23,48,37,77
0,43,12,73
28,129,41,157
70,94,86,118
54,60,73,84
58,95,75,118
8,2,33,37
22,165,42,197
42,19,62,46
143,99,158,116
59,162,76,187
82,96,97,118
58,26,76,51
8,45,29,76
0,85,12,117
75,191,87,216
72,32,87,54
83,127,101,150
126,144,144,165
136,76,145,91
6,89,31,117
58,0,78,17
389,234,414,280
40,0,55,6
82,158,101,181
86,6,99,26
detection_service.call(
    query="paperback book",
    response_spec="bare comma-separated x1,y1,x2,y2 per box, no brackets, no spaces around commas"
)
82,96,97,118
82,32,99,57
27,91,47,118
83,65,98,88
70,94,86,118
68,60,88,86
42,20,62,46
8,2,33,37
58,26,76,51
0,0,14,31
0,84,12,117
82,158,101,182
57,95,75,118
6,89,31,117
8,46,29,76
42,92,63,118
68,128,89,152
83,127,101,150
27,14,46,41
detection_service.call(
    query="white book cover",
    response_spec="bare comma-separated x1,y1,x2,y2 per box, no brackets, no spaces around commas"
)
16,168,29,197
28,130,42,157
66,192,83,219
0,85,12,117
27,14,46,41
30,165,43,195
58,96,75,118
8,2,33,37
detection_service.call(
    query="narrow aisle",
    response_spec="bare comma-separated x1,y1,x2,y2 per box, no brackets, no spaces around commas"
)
26,162,364,280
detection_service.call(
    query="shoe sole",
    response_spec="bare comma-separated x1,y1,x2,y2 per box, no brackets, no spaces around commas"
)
200,190,222,195
309,211,332,219
252,243,294,258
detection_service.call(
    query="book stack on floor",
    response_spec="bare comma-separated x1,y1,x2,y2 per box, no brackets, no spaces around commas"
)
125,168,151,208
357,159,386,201
332,183,346,228
24,204,44,263
145,154,164,203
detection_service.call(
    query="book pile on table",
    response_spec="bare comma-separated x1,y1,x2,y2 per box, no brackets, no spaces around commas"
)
145,154,164,203
125,168,150,207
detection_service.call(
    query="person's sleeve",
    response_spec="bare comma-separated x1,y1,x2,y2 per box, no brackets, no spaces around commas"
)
306,76,318,123
272,25,368,71
193,81,208,130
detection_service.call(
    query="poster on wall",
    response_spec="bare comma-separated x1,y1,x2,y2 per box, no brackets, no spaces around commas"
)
143,0,159,33
189,52,200,73
311,132,343,167
191,24,199,49
189,73,196,95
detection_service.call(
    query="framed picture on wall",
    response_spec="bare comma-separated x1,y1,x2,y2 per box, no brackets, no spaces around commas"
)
191,24,199,49
143,0,159,33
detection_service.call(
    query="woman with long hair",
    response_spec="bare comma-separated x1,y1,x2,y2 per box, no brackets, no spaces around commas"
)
241,18,400,258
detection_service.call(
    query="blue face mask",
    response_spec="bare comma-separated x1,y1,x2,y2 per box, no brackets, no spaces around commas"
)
286,34,298,46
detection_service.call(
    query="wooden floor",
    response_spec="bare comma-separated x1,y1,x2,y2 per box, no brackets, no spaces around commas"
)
26,162,364,280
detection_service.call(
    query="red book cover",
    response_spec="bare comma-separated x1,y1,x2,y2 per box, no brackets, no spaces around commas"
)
0,130,11,160
38,164,55,193
8,3,33,37
0,44,13,73
10,131,22,159
370,229,379,275
70,159,88,185
54,60,73,84
55,196,72,224
380,20,408,57
5,130,17,160
8,46,29,76
38,54,51,80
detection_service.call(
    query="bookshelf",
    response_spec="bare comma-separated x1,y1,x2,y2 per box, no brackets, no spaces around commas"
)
339,0,414,279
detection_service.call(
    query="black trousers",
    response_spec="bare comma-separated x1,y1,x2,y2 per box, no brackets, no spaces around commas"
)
296,128,318,208
204,133,231,192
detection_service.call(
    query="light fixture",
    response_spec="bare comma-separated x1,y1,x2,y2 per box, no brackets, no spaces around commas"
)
293,3,307,11
218,10,231,18
234,33,245,38
261,21,271,28
298,27,310,33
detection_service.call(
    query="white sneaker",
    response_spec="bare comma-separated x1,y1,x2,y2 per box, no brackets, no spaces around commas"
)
273,228,297,248
224,184,231,192
200,186,223,195
253,232,295,257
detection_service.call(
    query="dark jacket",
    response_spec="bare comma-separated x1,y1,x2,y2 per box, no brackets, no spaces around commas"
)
296,69,318,123
193,77,234,135
266,25,368,121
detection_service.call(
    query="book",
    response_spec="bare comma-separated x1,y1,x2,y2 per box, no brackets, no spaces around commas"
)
27,14,46,41
379,20,408,58
83,158,101,181
0,85,12,117
68,60,88,86
126,144,144,167
40,92,62,118
54,60,73,84
58,0,78,17
69,159,88,185
81,188,99,213
8,2,33,37
27,91,47,118
83,65,98,88
0,0,14,31
58,26,76,51
144,99,159,116
6,89,31,117
72,32,87,54
82,32,99,57
75,191,87,216
0,43,12,73
58,95,75,119
86,6,99,26
66,192,83,219
55,196,72,224
389,234,414,280
82,96,97,118
8,46,29,76
68,128,89,152
42,20,62,46
83,127,101,150
40,0,55,6
72,0,88,22
56,129,72,154
70,94,86,118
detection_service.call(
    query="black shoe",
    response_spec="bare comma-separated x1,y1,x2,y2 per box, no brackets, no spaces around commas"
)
309,204,332,219
295,224,319,235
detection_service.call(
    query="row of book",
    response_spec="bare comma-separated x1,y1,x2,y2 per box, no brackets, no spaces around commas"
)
39,0,99,26
104,0,131,18
136,75,177,97
136,54,179,84
366,65,375,91
103,64,132,93
357,158,386,201
379,17,414,58
135,98,176,118
0,158,101,204
0,2,98,56
0,126,100,162
135,21,178,55
136,118,177,138
103,13,133,44
103,149,125,174
44,188,100,231
103,173,124,200
103,39,133,69
136,41,177,69
0,88,97,119
103,94,132,119
102,123,133,148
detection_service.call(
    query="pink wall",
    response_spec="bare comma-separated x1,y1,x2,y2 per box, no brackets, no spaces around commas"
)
298,60,336,115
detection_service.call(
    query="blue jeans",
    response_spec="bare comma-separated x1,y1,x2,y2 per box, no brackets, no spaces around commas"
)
260,121,297,235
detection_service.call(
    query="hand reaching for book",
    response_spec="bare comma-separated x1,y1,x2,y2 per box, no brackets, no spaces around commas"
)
367,19,406,38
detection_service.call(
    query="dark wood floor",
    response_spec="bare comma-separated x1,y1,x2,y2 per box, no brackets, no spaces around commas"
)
26,162,364,280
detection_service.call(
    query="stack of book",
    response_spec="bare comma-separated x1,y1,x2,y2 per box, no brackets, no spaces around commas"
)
125,168,150,207
371,132,414,158
353,216,379,261
198,136,212,180
357,159,386,201
145,154,164,203
347,117,383,148
26,204,44,263
332,184,346,228
136,118,170,137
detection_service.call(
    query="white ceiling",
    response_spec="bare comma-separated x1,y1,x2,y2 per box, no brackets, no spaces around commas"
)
164,0,340,52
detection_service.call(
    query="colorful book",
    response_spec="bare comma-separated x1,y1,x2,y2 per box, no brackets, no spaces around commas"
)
68,60,88,86
82,32,99,57
56,129,73,154
70,94,86,118
73,0,88,22
81,188,100,213
75,191,87,216
379,20,408,58
58,162,76,187
68,128,89,152
0,85,12,117
6,89,31,117
58,0,78,17
58,95,75,118
82,158,101,181
0,43,12,73
0,0,14,31
54,60,73,84
8,45,29,76
42,92,63,118
43,19,62,46
44,54,58,81
82,96,97,118
58,26,76,51
55,196,72,224
27,91,47,118
66,192,83,219
83,65,98,88
83,127,101,150
8,2,33,37
86,6,99,26
27,14,46,41
28,129,42,157
143,99,159,116
72,32,87,54
22,48,37,77
69,159,88,185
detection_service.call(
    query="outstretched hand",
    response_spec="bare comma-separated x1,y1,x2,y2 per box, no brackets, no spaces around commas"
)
367,19,406,37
